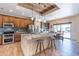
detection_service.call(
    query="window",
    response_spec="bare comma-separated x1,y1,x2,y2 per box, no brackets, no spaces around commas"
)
53,23,71,39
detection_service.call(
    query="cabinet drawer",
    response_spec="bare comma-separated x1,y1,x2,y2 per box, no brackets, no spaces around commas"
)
14,35,21,42
0,15,2,27
0,36,2,45
14,37,21,42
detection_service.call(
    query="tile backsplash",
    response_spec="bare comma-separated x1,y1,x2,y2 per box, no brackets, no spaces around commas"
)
0,28,3,35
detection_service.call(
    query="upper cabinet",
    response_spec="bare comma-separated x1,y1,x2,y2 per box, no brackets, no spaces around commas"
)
13,18,31,28
14,17,20,28
2,15,15,23
9,16,15,23
19,19,25,28
2,15,9,23
0,15,3,27
27,20,33,25
19,19,33,28
0,14,33,28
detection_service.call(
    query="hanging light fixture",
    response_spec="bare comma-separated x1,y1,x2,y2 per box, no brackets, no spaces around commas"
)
38,3,41,22
43,3,46,23
43,15,46,23
31,4,34,21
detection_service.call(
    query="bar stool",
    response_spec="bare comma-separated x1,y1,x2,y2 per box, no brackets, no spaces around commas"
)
47,37,56,50
35,39,46,56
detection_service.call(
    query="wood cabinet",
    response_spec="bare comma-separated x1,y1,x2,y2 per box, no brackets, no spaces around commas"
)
19,19,33,28
21,19,33,28
14,18,28,28
0,15,3,27
2,15,10,23
19,19,26,28
14,33,21,42
25,20,30,25
0,36,2,45
14,18,20,28
0,14,33,44
1,15,33,28
24,19,28,27
27,20,33,25
9,16,15,23
2,16,15,23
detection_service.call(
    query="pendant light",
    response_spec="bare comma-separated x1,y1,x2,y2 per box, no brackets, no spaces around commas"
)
31,4,34,21
38,3,40,21
43,3,46,23
43,12,46,23
38,3,43,22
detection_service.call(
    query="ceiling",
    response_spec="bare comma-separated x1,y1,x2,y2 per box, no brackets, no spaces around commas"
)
18,3,59,15
0,3,79,21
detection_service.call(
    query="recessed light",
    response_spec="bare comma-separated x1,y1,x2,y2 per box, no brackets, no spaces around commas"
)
9,10,13,12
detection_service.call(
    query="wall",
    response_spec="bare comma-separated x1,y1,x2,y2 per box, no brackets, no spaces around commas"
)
49,14,79,42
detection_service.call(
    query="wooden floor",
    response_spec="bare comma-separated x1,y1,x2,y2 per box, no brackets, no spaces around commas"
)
0,39,79,56
0,42,23,56
36,39,79,56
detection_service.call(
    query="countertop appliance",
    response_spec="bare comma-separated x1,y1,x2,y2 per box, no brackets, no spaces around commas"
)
3,23,14,44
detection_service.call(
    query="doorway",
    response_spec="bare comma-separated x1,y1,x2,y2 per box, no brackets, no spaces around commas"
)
53,23,71,39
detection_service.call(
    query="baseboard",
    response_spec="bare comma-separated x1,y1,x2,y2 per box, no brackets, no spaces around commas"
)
64,38,79,43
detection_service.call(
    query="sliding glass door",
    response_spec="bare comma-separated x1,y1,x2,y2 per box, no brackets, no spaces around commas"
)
53,23,71,39
53,25,61,32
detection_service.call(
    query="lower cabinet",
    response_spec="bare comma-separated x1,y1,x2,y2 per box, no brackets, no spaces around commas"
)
0,36,2,45
0,34,21,44
14,34,21,42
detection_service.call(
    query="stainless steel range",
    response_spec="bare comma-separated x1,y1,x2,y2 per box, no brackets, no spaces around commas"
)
3,23,14,44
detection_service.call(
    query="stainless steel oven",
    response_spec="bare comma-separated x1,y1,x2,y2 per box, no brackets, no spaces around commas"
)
3,23,14,44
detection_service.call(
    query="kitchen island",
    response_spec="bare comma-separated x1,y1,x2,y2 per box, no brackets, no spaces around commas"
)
21,33,55,56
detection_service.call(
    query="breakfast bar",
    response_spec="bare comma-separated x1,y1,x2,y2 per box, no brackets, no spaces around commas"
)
21,33,55,56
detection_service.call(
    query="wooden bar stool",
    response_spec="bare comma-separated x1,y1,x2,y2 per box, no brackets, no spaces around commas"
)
47,37,56,50
35,39,46,56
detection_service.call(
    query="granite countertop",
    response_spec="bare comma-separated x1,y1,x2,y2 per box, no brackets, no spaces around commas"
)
21,33,53,41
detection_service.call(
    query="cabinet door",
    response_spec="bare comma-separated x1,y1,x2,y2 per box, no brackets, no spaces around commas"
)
19,19,25,28
14,34,21,42
0,15,3,27
3,15,10,23
24,19,33,27
14,18,20,28
24,20,28,27
23,19,27,28
9,16,14,23
0,36,2,45
27,20,33,25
